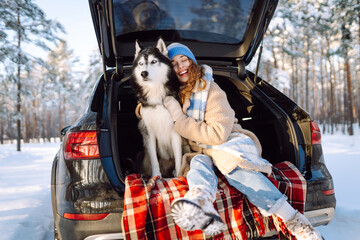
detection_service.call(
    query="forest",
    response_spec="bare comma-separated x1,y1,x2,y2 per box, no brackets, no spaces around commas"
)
251,0,360,136
0,0,359,151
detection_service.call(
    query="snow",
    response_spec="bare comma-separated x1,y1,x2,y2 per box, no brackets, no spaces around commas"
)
0,142,61,240
0,128,360,240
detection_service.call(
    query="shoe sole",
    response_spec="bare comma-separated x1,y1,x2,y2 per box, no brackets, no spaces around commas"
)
171,198,225,236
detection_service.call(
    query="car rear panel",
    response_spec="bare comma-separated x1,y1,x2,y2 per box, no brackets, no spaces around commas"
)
53,210,122,240
52,152,124,239
51,117,124,239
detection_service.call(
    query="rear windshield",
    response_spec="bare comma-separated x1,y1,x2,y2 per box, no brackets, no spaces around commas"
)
113,0,255,44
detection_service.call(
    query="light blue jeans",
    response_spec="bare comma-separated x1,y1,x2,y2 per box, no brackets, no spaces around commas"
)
186,154,287,216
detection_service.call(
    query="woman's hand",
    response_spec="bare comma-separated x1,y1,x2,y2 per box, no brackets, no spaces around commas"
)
164,96,185,122
167,82,235,146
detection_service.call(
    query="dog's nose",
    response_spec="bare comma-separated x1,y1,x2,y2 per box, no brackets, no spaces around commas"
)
141,71,148,78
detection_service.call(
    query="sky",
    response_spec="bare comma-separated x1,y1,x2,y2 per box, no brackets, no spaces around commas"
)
34,0,99,70
0,128,359,239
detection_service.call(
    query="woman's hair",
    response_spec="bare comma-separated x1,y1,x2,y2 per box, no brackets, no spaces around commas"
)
178,59,207,104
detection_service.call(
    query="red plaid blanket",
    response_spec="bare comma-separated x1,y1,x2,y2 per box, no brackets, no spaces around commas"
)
121,161,306,240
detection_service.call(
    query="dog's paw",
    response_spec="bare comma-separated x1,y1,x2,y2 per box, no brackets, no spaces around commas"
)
173,169,182,178
151,170,162,178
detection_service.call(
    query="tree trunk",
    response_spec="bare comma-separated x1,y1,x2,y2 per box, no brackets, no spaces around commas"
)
320,41,326,127
47,111,51,142
295,46,300,104
291,43,297,102
41,112,46,141
328,57,335,134
305,36,310,113
0,119,4,144
358,0,360,51
266,61,271,83
357,69,360,127
340,20,353,134
311,58,317,119
325,32,339,132
32,99,37,139
335,57,341,129
58,96,62,131
24,112,29,143
296,53,302,106
272,47,278,69
358,0,360,126
345,59,354,135
16,7,22,151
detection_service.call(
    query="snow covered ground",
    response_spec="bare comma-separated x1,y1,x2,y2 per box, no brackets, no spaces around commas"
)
0,128,359,240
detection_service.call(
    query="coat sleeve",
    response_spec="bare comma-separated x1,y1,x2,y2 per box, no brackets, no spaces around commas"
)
173,82,235,146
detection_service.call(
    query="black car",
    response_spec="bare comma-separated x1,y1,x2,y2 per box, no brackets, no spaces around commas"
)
51,0,336,239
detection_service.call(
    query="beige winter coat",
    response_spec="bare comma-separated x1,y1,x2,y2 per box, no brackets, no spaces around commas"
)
175,80,272,177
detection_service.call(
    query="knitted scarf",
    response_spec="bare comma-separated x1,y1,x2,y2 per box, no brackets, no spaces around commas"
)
187,65,213,149
186,65,213,122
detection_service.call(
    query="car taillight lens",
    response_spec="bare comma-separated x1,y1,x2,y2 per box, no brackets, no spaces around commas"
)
322,189,335,196
310,121,321,145
64,131,100,160
63,213,109,221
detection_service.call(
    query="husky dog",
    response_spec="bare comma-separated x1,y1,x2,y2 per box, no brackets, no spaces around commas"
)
130,38,182,178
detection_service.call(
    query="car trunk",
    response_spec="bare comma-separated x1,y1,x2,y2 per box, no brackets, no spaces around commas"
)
88,0,308,189
109,65,307,183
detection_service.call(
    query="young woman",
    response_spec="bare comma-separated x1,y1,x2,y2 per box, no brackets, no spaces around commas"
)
163,43,322,240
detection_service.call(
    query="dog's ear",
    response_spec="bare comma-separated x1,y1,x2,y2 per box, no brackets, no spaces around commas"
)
156,37,168,57
135,39,143,59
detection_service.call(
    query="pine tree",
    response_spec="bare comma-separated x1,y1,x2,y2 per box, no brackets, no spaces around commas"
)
333,0,358,135
82,49,103,102
0,0,64,150
44,41,78,138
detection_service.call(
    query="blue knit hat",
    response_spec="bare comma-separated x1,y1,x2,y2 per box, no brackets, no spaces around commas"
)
167,43,197,64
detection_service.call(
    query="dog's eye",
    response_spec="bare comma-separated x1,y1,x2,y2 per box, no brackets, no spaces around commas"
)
151,60,157,64
139,62,144,66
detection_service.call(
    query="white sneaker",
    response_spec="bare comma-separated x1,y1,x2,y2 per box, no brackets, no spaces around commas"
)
171,187,225,236
285,211,323,240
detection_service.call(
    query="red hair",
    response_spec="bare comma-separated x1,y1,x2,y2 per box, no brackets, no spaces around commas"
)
178,59,207,104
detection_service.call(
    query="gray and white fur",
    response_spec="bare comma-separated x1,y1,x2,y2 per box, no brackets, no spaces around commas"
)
130,38,182,178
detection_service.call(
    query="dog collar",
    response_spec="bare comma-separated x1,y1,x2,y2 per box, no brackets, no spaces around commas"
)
135,103,142,119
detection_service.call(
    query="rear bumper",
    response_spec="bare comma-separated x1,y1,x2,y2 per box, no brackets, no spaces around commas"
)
54,211,123,240
84,233,124,240
305,207,335,227
54,205,335,240
304,162,336,226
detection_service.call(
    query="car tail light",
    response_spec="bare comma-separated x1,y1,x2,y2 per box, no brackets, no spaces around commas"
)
63,213,109,221
322,189,335,196
64,131,100,160
310,121,321,145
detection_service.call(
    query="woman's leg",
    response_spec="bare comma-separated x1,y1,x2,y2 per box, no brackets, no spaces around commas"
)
225,166,287,216
171,154,225,236
225,167,322,240
186,154,218,198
